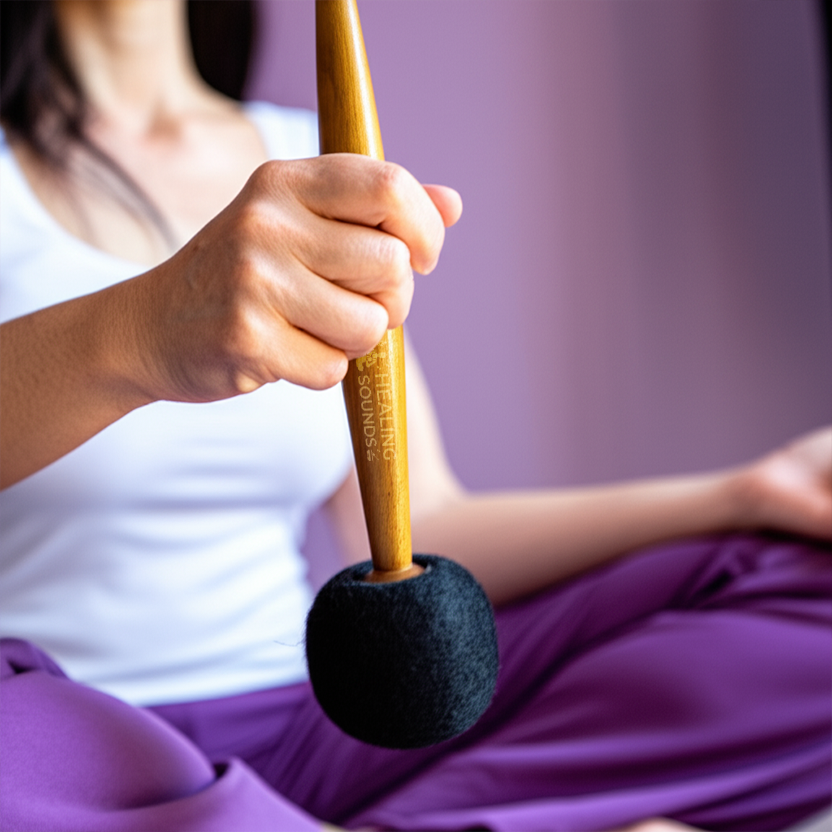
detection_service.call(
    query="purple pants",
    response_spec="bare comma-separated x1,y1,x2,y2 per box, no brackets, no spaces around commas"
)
1,534,830,831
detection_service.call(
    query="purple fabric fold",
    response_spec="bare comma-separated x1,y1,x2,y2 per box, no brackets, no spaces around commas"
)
2,534,830,831
0,639,319,832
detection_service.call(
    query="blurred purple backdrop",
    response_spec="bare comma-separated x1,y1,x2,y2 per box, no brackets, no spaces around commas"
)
247,0,831,494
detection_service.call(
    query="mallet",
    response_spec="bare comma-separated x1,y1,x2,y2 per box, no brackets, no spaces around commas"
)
305,0,499,750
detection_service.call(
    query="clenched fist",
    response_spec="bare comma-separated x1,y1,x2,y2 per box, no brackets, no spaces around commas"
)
127,153,462,402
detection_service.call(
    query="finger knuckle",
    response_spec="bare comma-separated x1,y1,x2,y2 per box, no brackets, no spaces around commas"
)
422,221,446,273
373,233,411,274
389,236,413,273
218,307,259,364
243,163,277,203
385,282,414,331
353,304,389,355
248,159,289,192
373,161,409,206
314,354,349,389
230,197,271,248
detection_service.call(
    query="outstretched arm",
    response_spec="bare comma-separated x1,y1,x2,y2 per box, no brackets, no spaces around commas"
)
326,342,831,605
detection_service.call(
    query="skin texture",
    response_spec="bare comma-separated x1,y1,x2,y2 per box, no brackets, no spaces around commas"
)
1,2,830,828
0,1,460,487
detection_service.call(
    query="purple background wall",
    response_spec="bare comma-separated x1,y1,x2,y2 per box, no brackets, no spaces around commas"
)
247,0,831,498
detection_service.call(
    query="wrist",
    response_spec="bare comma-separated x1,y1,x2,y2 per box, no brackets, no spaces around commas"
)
714,464,760,532
85,274,160,414
652,467,753,541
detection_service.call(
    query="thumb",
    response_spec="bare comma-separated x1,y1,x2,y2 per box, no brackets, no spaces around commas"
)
423,184,463,228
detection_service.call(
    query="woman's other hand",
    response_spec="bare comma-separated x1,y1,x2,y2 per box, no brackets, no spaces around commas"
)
733,427,832,541
126,154,461,402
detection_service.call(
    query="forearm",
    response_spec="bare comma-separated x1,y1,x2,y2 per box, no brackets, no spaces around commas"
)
411,471,744,605
0,281,152,488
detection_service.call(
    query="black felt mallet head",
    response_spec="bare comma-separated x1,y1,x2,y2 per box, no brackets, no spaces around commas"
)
305,0,499,750
307,554,498,749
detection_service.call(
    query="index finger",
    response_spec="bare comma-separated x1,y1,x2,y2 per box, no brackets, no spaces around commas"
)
285,155,448,274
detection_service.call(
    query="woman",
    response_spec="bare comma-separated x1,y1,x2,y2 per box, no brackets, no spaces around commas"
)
1,2,830,830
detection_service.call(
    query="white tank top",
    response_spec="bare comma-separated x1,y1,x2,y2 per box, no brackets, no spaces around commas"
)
0,103,353,705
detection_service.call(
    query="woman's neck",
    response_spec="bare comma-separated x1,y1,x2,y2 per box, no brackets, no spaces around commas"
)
15,0,267,266
54,0,211,134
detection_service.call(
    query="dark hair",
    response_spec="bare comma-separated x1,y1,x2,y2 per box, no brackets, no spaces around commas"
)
188,1,255,101
0,0,256,241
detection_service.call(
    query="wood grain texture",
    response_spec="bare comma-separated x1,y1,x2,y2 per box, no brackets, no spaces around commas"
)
316,0,416,575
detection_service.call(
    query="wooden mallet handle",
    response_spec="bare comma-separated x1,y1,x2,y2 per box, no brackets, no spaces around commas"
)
316,0,422,581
